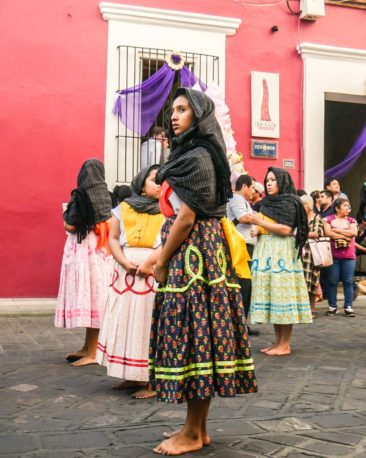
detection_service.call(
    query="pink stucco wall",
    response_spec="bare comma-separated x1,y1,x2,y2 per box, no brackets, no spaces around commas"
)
0,0,364,296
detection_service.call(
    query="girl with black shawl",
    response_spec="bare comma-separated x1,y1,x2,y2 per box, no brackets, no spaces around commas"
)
247,167,312,357
55,159,113,367
149,88,257,456
96,165,164,399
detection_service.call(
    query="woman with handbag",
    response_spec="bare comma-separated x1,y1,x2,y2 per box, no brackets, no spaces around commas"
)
300,195,325,319
323,198,358,317
247,167,312,356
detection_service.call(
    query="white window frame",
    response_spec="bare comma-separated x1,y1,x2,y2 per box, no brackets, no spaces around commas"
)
297,42,366,192
99,2,241,187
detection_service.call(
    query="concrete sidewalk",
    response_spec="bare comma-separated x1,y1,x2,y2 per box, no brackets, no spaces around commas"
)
1,299,366,457
0,298,56,316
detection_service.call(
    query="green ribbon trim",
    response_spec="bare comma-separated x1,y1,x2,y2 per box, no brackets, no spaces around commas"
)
149,359,254,380
157,245,240,293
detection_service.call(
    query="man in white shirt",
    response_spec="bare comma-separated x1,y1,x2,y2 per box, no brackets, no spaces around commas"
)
140,126,169,168
227,174,259,335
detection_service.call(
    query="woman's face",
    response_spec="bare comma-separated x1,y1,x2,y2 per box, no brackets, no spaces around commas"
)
265,171,279,196
171,95,195,136
142,169,160,199
336,201,351,217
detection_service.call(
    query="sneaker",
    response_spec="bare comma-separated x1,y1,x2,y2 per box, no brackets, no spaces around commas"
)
326,307,338,316
344,308,356,317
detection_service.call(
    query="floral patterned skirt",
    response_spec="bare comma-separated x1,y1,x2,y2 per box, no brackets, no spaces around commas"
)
149,217,257,404
251,235,312,325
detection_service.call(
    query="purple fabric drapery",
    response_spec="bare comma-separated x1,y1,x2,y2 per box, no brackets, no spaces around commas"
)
324,124,366,180
113,63,205,136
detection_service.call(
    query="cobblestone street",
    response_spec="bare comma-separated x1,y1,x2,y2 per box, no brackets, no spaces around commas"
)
1,299,366,457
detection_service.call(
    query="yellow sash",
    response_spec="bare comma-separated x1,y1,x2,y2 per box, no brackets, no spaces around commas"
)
220,217,251,279
121,202,164,248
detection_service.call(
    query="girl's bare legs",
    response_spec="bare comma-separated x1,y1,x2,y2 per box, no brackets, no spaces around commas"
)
154,399,210,455
265,324,292,356
163,399,211,445
260,324,281,353
65,331,88,361
71,328,99,366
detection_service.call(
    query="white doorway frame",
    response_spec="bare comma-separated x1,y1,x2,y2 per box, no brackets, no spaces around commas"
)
297,43,366,192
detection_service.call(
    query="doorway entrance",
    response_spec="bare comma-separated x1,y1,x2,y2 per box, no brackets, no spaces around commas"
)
324,93,366,214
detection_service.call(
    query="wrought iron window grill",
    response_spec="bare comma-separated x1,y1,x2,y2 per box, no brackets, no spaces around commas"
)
115,46,220,184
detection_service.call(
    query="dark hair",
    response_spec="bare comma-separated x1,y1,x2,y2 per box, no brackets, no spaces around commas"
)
235,174,253,191
111,184,132,207
320,189,333,200
324,177,338,188
333,197,349,212
150,125,165,137
296,189,307,197
310,190,320,200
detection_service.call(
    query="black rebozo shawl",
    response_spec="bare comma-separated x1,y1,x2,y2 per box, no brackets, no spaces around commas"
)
64,159,112,242
155,88,232,219
259,167,309,257
124,165,161,215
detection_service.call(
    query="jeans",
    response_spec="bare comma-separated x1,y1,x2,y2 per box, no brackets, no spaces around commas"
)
238,244,254,319
326,258,356,309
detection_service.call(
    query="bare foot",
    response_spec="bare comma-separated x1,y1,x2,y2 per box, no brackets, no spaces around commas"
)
260,345,277,353
132,388,156,399
112,380,146,390
70,356,97,366
163,428,211,446
65,350,87,362
265,347,291,356
153,431,203,455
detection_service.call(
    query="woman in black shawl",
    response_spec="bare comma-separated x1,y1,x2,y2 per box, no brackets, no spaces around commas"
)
55,159,112,367
96,165,164,399
149,89,257,456
247,167,312,357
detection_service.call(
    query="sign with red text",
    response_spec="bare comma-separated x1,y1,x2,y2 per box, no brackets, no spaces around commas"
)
251,71,280,139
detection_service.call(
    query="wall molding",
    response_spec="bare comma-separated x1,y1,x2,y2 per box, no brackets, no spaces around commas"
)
99,2,241,35
297,42,366,61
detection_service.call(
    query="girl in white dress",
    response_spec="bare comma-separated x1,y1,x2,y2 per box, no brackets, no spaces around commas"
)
97,165,164,399
55,159,112,367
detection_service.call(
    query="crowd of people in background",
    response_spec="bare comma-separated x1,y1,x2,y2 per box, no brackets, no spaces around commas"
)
54,88,365,456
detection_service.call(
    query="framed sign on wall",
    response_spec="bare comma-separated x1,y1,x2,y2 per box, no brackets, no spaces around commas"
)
251,139,278,159
251,71,280,139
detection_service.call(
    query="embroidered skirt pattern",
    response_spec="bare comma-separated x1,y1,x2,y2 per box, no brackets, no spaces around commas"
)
149,217,257,404
251,235,312,324
55,232,112,329
97,247,157,381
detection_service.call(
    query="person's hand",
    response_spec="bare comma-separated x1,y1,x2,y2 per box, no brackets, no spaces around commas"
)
247,212,263,226
136,259,153,278
250,227,259,237
153,263,168,284
122,260,139,275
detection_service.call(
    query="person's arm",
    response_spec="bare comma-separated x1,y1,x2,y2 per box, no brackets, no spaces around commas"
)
247,213,292,236
64,222,77,233
331,223,357,238
136,246,162,278
153,203,196,283
308,215,323,240
355,242,366,253
323,220,350,240
230,197,252,224
108,215,138,275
